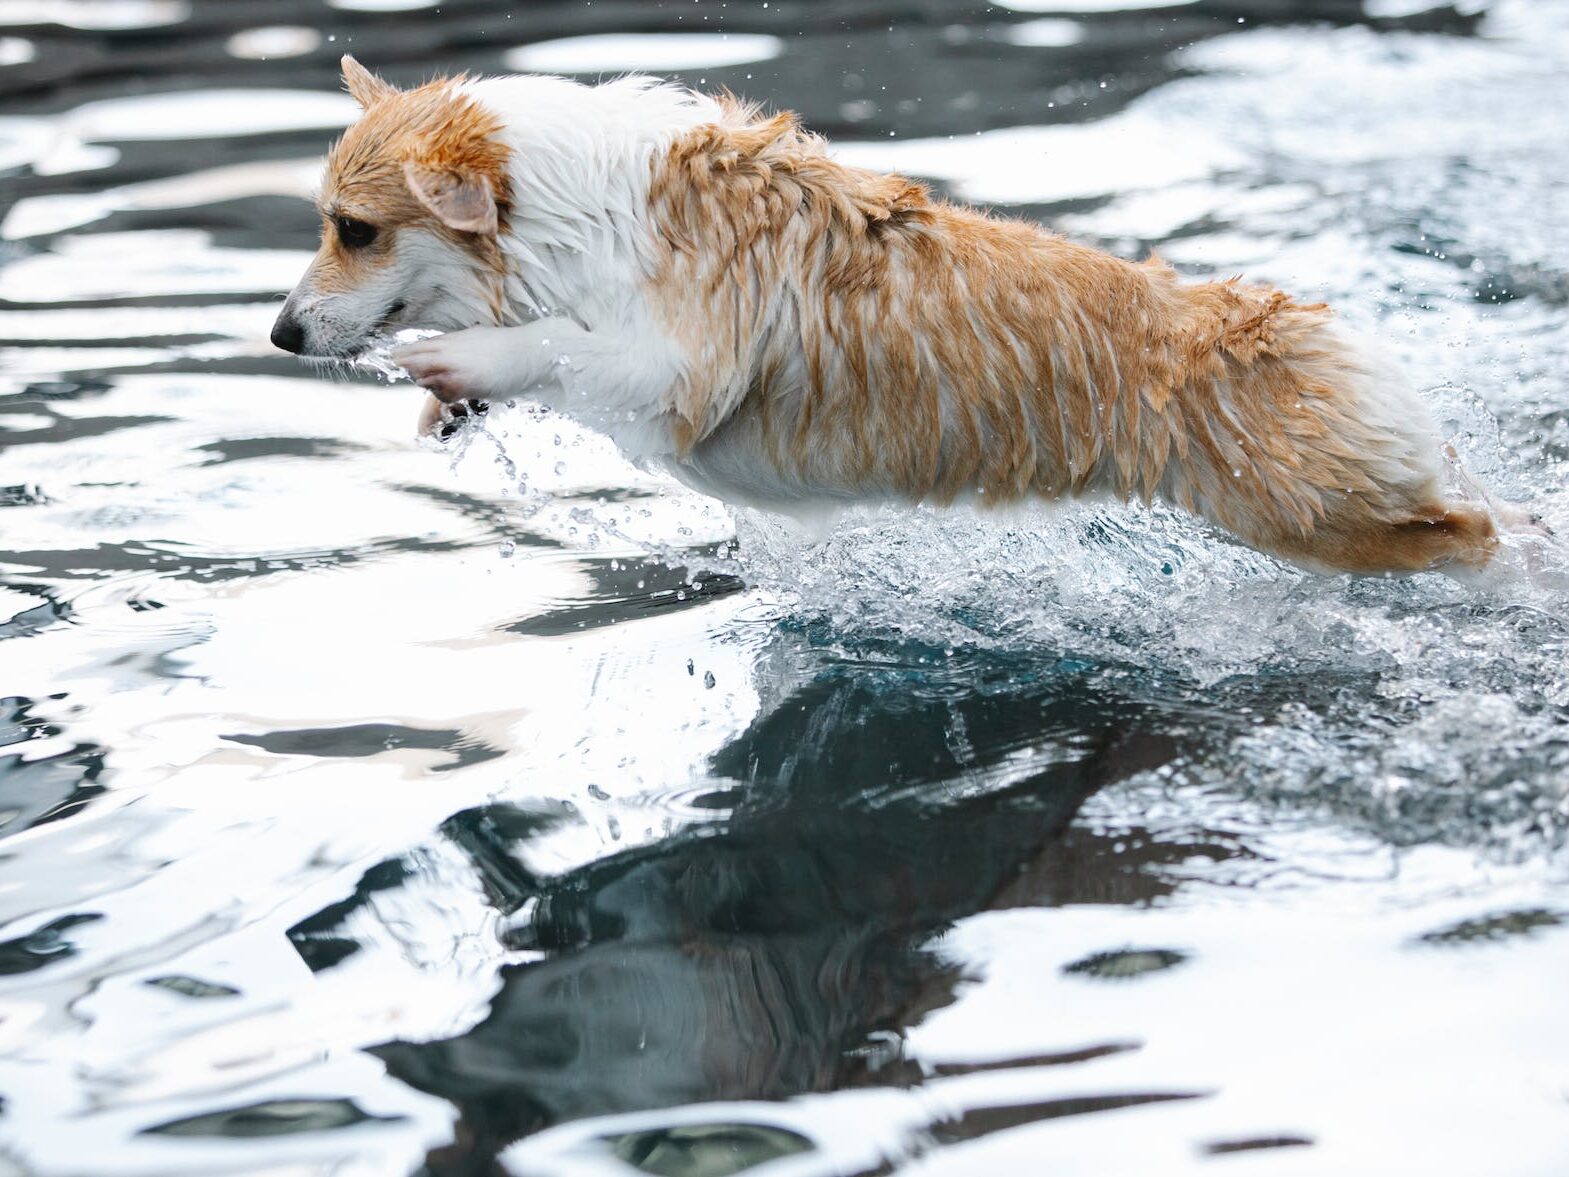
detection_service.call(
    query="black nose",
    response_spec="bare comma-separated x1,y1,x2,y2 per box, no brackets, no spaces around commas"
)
270,311,305,354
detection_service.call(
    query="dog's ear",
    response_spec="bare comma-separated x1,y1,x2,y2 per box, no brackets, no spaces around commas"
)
403,161,499,235
342,55,397,108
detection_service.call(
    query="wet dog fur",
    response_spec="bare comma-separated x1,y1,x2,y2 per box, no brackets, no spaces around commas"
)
272,57,1539,577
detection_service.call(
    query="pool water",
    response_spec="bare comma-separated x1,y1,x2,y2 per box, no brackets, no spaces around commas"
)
1,2,1568,1174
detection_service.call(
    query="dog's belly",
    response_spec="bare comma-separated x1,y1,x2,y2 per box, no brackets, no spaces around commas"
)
667,362,1038,514
668,369,1109,517
669,411,886,514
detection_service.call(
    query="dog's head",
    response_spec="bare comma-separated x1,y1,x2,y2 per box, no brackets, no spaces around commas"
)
271,56,512,358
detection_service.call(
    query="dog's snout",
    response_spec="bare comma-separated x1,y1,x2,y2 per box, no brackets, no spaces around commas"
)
270,310,306,355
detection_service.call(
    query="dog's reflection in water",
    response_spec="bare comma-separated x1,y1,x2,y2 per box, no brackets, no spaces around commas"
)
371,643,1235,1173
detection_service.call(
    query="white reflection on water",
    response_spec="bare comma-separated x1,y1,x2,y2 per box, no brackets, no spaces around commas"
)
1005,19,1086,47
0,231,311,300
44,89,357,143
0,0,188,29
0,35,34,64
0,88,354,178
504,32,785,75
326,0,438,9
224,25,324,61
995,0,1199,11
3,158,322,239
834,111,1249,205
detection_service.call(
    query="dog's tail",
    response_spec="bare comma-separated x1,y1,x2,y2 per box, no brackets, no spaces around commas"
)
1158,306,1550,579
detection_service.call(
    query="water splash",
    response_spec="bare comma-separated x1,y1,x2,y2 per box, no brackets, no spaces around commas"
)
349,327,443,383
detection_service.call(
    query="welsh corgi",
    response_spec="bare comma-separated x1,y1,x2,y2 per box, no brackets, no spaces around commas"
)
273,56,1541,576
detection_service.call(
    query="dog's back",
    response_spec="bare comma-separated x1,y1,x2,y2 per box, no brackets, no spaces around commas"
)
641,110,1507,572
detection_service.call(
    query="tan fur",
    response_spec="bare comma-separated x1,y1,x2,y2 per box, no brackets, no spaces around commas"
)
644,101,1501,574
342,55,397,108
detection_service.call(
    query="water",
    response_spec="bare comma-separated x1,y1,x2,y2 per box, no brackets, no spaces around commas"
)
2,2,1568,1174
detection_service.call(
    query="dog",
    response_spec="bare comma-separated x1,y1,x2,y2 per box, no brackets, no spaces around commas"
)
272,56,1539,576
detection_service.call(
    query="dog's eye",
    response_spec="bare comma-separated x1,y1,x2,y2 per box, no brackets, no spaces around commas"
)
335,216,378,250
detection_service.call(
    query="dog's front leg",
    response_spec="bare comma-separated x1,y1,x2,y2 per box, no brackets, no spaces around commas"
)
397,320,679,446
396,320,580,407
416,391,488,441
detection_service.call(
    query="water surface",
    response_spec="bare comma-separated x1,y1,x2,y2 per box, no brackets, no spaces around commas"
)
2,2,1568,1174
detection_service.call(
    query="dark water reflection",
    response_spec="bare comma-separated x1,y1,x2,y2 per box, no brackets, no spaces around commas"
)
376,642,1217,1171
4,1,1569,1175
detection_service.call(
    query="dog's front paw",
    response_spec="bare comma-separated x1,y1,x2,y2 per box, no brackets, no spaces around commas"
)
395,328,508,404
417,392,488,441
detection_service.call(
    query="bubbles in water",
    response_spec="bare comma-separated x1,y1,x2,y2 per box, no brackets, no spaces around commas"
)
727,485,1569,857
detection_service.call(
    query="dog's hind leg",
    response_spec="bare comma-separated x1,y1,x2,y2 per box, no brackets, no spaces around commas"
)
1270,495,1569,582
1442,443,1552,538
1263,502,1498,576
